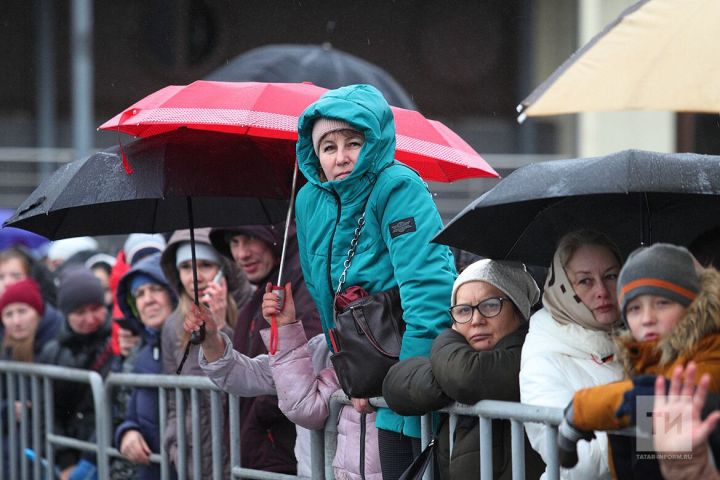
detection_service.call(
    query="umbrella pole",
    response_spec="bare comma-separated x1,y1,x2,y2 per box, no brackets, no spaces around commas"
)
177,197,202,374
276,160,299,286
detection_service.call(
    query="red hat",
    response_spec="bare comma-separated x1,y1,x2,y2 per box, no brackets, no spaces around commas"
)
0,279,45,317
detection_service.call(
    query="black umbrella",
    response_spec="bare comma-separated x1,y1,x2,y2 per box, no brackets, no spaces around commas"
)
205,43,417,110
4,129,293,238
4,129,296,369
434,149,720,266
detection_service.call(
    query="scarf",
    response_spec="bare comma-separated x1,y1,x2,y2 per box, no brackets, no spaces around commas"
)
542,249,613,332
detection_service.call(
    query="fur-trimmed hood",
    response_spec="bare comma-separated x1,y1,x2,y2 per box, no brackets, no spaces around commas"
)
616,266,720,375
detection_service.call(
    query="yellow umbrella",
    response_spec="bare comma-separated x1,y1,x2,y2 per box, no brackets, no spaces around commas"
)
517,0,720,123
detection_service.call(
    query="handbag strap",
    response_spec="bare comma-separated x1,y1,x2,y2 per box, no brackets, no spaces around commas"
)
335,211,366,296
333,163,396,298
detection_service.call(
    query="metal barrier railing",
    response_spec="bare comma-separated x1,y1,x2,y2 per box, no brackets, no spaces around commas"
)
0,362,565,480
0,360,107,480
325,392,564,480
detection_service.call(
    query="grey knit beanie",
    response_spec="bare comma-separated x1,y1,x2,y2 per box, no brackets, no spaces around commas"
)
617,243,700,317
57,266,106,316
451,259,541,321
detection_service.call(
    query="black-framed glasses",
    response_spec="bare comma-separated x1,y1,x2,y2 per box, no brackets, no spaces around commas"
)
449,297,510,324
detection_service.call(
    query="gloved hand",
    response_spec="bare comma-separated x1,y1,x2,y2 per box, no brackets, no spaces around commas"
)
557,402,595,468
68,459,98,480
615,374,659,426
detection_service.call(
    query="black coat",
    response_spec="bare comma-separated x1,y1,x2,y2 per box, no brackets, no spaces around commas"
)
36,316,115,469
383,325,545,480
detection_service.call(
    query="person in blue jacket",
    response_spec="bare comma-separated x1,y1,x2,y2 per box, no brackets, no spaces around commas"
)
114,252,177,480
270,84,456,478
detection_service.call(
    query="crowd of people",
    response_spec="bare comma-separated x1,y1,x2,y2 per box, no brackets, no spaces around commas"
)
1,84,719,480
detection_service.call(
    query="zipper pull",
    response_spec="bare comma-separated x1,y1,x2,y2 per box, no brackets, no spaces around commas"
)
153,346,160,361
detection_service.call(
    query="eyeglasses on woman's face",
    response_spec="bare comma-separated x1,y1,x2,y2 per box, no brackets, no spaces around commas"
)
449,297,510,324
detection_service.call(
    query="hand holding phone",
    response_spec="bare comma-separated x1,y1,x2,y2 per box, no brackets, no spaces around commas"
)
190,269,224,345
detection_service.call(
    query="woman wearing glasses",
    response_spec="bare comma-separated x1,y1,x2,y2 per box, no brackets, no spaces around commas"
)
383,259,545,479
519,229,624,480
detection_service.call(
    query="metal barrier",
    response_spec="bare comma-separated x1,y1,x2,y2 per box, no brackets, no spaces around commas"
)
0,360,107,480
0,361,566,480
325,392,564,480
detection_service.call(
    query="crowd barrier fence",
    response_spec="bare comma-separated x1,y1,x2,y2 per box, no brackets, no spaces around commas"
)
0,361,564,480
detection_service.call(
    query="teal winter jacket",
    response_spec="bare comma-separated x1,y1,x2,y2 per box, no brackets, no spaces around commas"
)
294,84,456,437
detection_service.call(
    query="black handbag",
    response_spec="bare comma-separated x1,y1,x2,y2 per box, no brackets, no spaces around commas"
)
328,209,405,398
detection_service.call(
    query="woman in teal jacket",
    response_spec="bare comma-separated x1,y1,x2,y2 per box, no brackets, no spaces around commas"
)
291,84,456,478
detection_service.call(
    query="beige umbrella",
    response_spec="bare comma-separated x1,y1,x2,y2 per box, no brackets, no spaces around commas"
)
517,0,720,123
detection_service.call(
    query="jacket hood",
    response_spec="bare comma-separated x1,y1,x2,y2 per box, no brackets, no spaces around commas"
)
209,222,291,263
615,267,720,373
296,84,397,203
117,252,177,334
160,228,242,297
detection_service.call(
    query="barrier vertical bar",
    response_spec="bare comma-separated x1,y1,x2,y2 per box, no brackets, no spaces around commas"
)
545,425,560,480
421,413,433,480
19,375,29,480
324,397,342,480
190,388,201,480
89,372,108,479
159,387,170,480
43,378,54,480
449,414,458,456
8,373,17,480
175,388,187,480
210,390,222,480
229,395,241,478
510,420,525,480
479,416,493,480
31,376,41,480
309,429,325,480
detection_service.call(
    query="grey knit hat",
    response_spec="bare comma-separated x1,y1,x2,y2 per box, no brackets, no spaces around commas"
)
311,118,359,155
618,243,700,318
57,266,106,316
451,259,541,321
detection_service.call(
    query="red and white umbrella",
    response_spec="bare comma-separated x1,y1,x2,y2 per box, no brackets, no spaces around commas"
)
100,80,498,182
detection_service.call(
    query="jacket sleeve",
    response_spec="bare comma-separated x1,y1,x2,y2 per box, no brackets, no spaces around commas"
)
198,331,276,397
382,356,451,416
572,379,633,431
520,354,611,480
430,328,523,404
259,322,340,430
114,392,142,448
374,173,456,360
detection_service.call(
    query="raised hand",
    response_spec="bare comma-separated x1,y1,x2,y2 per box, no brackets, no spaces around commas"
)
653,362,720,454
261,282,297,327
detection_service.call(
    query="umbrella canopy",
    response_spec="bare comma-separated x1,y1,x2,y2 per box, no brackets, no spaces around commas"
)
517,0,720,122
3,129,292,239
205,43,417,110
99,80,497,182
434,149,720,266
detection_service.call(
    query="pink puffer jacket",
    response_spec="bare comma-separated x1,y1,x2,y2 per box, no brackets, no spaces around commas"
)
260,322,381,480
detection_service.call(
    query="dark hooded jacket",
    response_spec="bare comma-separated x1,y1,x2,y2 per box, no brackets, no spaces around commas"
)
36,312,114,470
383,326,545,480
114,253,176,480
209,222,323,473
